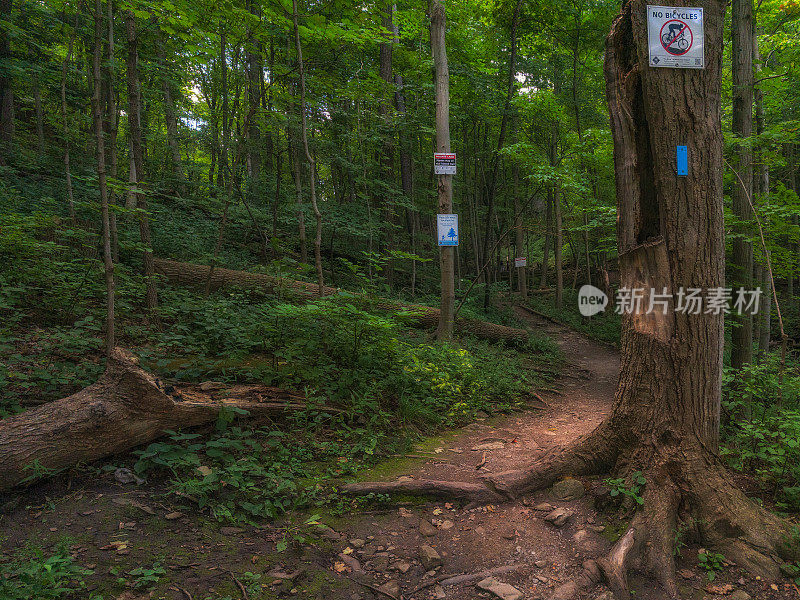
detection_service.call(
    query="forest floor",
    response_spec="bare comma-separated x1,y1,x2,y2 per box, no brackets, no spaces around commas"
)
0,310,797,600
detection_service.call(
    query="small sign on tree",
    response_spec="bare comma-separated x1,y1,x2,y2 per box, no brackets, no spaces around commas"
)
437,214,459,246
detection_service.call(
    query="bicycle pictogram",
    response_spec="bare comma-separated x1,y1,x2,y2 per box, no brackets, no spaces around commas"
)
659,19,693,56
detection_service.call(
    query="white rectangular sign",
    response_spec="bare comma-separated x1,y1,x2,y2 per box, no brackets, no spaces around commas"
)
514,257,527,268
437,214,459,246
434,153,456,175
647,6,704,69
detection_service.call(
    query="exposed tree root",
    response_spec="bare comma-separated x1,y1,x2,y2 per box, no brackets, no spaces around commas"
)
341,479,505,503
343,427,800,600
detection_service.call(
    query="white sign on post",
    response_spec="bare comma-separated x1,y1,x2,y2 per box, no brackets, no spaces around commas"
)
434,153,456,175
647,6,704,69
437,214,459,247
514,257,527,268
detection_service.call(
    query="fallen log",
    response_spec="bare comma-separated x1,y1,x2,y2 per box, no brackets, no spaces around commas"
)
154,258,529,345
0,349,341,493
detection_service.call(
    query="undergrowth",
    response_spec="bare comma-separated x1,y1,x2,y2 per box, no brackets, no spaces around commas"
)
721,353,800,512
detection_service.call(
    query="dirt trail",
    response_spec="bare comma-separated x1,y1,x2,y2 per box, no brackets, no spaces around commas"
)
335,309,623,600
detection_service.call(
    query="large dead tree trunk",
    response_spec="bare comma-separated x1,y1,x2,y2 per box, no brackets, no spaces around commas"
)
152,258,529,344
0,349,338,493
342,3,800,598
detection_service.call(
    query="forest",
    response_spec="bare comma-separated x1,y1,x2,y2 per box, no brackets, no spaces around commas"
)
2,0,800,598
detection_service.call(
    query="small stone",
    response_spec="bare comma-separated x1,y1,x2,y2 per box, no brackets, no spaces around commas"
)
551,478,585,501
728,591,751,600
337,553,362,573
475,576,523,600
705,583,734,595
378,580,400,598
438,519,454,530
419,544,442,570
433,584,447,599
472,441,505,451
390,560,411,573
534,502,554,511
165,512,184,520
587,524,606,533
114,467,144,485
536,575,549,583
420,520,438,537
399,507,413,518
544,507,574,528
593,592,615,600
550,581,579,600
371,556,390,571
534,560,547,568
348,538,365,548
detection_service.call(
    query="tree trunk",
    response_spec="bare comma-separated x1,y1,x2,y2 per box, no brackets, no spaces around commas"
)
61,32,76,223
430,0,455,341
291,118,308,264
125,11,160,323
554,185,563,310
480,0,522,311
730,0,754,369
344,3,800,597
541,194,551,288
292,0,324,294
379,1,396,289
33,78,44,156
155,26,184,189
0,0,14,165
105,0,119,262
91,0,115,356
245,0,261,180
513,163,527,298
0,349,336,493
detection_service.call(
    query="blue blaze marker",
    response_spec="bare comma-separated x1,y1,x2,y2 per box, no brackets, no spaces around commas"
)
677,145,688,176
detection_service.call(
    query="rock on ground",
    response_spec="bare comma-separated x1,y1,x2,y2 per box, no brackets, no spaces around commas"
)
419,544,442,570
475,576,523,600
551,478,585,500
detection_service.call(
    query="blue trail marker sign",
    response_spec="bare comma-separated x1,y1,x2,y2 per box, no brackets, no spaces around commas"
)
437,214,459,247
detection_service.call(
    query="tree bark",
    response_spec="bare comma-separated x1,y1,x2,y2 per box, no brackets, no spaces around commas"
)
430,0,455,341
379,1,396,289
292,0,324,294
513,163,527,298
60,32,76,223
0,0,14,165
126,11,160,323
730,0,754,369
155,25,184,189
92,0,115,356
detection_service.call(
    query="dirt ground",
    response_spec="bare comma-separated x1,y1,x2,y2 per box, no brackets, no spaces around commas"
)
1,310,798,600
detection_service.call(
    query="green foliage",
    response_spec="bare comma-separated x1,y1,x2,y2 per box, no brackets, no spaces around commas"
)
721,354,800,511
604,471,646,506
697,549,727,581
0,542,95,599
127,562,166,590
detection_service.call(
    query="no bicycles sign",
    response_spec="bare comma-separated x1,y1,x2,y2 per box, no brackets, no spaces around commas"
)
647,6,704,69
